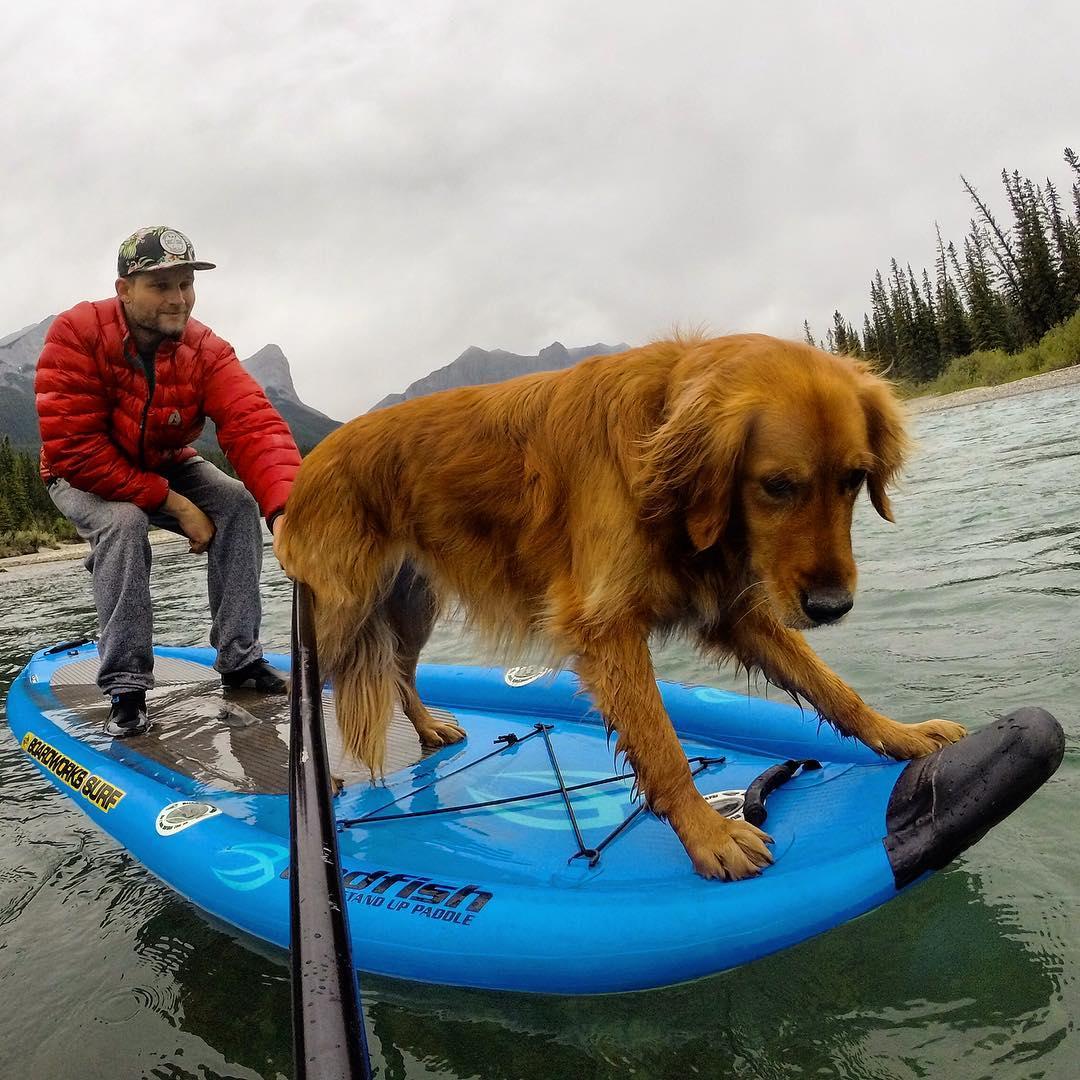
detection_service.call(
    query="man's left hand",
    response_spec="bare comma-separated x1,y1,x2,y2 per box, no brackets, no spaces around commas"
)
272,513,289,575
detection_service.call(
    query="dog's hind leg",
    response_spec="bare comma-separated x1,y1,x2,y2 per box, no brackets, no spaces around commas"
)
386,563,466,749
572,629,773,881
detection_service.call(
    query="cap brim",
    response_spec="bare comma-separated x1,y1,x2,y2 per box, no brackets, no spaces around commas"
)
126,259,216,275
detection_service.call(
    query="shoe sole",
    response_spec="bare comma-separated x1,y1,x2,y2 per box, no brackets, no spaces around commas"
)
105,721,153,738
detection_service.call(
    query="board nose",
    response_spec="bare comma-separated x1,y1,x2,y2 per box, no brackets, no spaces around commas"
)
883,707,1065,889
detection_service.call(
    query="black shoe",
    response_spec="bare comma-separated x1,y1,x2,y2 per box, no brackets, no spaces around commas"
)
105,691,151,737
222,658,288,694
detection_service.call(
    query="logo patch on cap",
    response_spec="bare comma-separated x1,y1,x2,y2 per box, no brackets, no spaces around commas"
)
159,230,189,256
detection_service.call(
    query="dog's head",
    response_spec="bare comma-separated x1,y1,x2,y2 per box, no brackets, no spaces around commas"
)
638,335,908,629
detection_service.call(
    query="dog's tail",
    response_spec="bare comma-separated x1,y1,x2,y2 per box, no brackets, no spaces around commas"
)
316,596,400,777
277,451,404,775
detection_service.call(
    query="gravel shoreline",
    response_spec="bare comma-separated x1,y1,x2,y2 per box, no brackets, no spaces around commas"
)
3,364,1077,571
905,363,1080,414
0,529,184,571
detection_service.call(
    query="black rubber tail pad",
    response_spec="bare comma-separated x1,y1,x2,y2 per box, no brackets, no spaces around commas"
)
884,708,1065,890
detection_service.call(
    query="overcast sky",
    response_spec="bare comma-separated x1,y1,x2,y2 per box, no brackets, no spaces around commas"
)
2,1,1077,418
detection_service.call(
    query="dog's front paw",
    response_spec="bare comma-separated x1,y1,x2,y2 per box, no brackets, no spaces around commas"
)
882,718,967,759
413,716,467,748
670,797,774,881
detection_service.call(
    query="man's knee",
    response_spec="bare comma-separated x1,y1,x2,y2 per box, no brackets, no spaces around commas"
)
215,480,260,525
85,503,150,574
102,502,150,539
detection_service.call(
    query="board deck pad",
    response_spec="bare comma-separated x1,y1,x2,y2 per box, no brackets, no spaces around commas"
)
48,654,446,795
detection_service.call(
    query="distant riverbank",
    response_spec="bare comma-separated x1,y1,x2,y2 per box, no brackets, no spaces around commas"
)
0,528,183,572
905,362,1080,414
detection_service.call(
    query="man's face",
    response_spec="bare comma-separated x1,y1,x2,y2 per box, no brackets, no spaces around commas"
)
116,265,196,339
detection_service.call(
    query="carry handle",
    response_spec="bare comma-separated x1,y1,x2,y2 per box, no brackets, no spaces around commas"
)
43,636,94,655
743,758,821,826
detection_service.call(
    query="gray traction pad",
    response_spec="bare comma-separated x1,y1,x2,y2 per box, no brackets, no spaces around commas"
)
46,654,452,795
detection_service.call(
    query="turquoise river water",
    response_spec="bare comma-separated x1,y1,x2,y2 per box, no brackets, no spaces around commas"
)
1,385,1078,1079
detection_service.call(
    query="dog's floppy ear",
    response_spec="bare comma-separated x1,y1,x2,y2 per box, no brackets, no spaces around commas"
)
637,381,753,551
858,370,910,522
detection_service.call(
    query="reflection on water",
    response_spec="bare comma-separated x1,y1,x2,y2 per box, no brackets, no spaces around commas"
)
359,868,1066,1080
2,384,1079,1079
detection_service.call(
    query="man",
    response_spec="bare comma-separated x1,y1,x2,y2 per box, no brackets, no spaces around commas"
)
35,226,301,737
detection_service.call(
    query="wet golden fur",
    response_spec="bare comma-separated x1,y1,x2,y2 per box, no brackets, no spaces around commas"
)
279,334,965,880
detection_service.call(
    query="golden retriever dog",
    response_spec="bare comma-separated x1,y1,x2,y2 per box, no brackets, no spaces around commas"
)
278,334,965,881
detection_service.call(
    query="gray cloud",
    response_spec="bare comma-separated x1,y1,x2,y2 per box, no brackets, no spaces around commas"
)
2,0,1077,417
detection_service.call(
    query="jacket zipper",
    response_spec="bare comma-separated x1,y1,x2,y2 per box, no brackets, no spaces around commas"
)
137,347,158,470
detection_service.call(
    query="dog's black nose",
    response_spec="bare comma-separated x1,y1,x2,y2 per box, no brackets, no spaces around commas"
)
800,587,853,624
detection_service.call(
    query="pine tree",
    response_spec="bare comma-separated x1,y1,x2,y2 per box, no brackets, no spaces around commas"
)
869,270,898,368
1064,147,1080,221
16,451,49,524
0,437,15,488
862,314,878,361
845,319,863,356
831,311,849,354
905,266,941,381
0,439,53,531
935,227,972,361
963,175,1026,328
888,259,918,379
1046,178,1080,315
961,225,1019,351
1005,171,1065,336
1,472,31,529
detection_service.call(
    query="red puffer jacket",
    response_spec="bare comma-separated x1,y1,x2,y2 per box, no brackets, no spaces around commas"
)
35,298,301,520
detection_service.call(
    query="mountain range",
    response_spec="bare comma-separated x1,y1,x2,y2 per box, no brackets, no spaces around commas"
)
370,340,628,411
0,317,51,447
0,313,626,452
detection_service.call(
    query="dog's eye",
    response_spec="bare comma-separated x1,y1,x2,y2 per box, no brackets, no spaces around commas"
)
842,469,867,493
760,476,796,499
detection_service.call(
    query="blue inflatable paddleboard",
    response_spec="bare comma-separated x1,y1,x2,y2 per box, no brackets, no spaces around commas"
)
4,640,1063,994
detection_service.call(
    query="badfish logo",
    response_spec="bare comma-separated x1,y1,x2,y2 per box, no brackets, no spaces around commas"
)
504,666,554,687
213,842,288,891
277,865,495,925
156,801,221,836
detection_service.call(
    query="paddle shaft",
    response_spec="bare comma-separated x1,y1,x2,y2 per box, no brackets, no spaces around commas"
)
289,581,372,1079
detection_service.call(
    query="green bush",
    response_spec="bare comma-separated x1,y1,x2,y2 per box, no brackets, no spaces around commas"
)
0,528,64,558
1033,309,1080,372
914,310,1080,397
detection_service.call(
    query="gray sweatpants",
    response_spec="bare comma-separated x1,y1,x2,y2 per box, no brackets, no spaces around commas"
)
49,457,267,696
